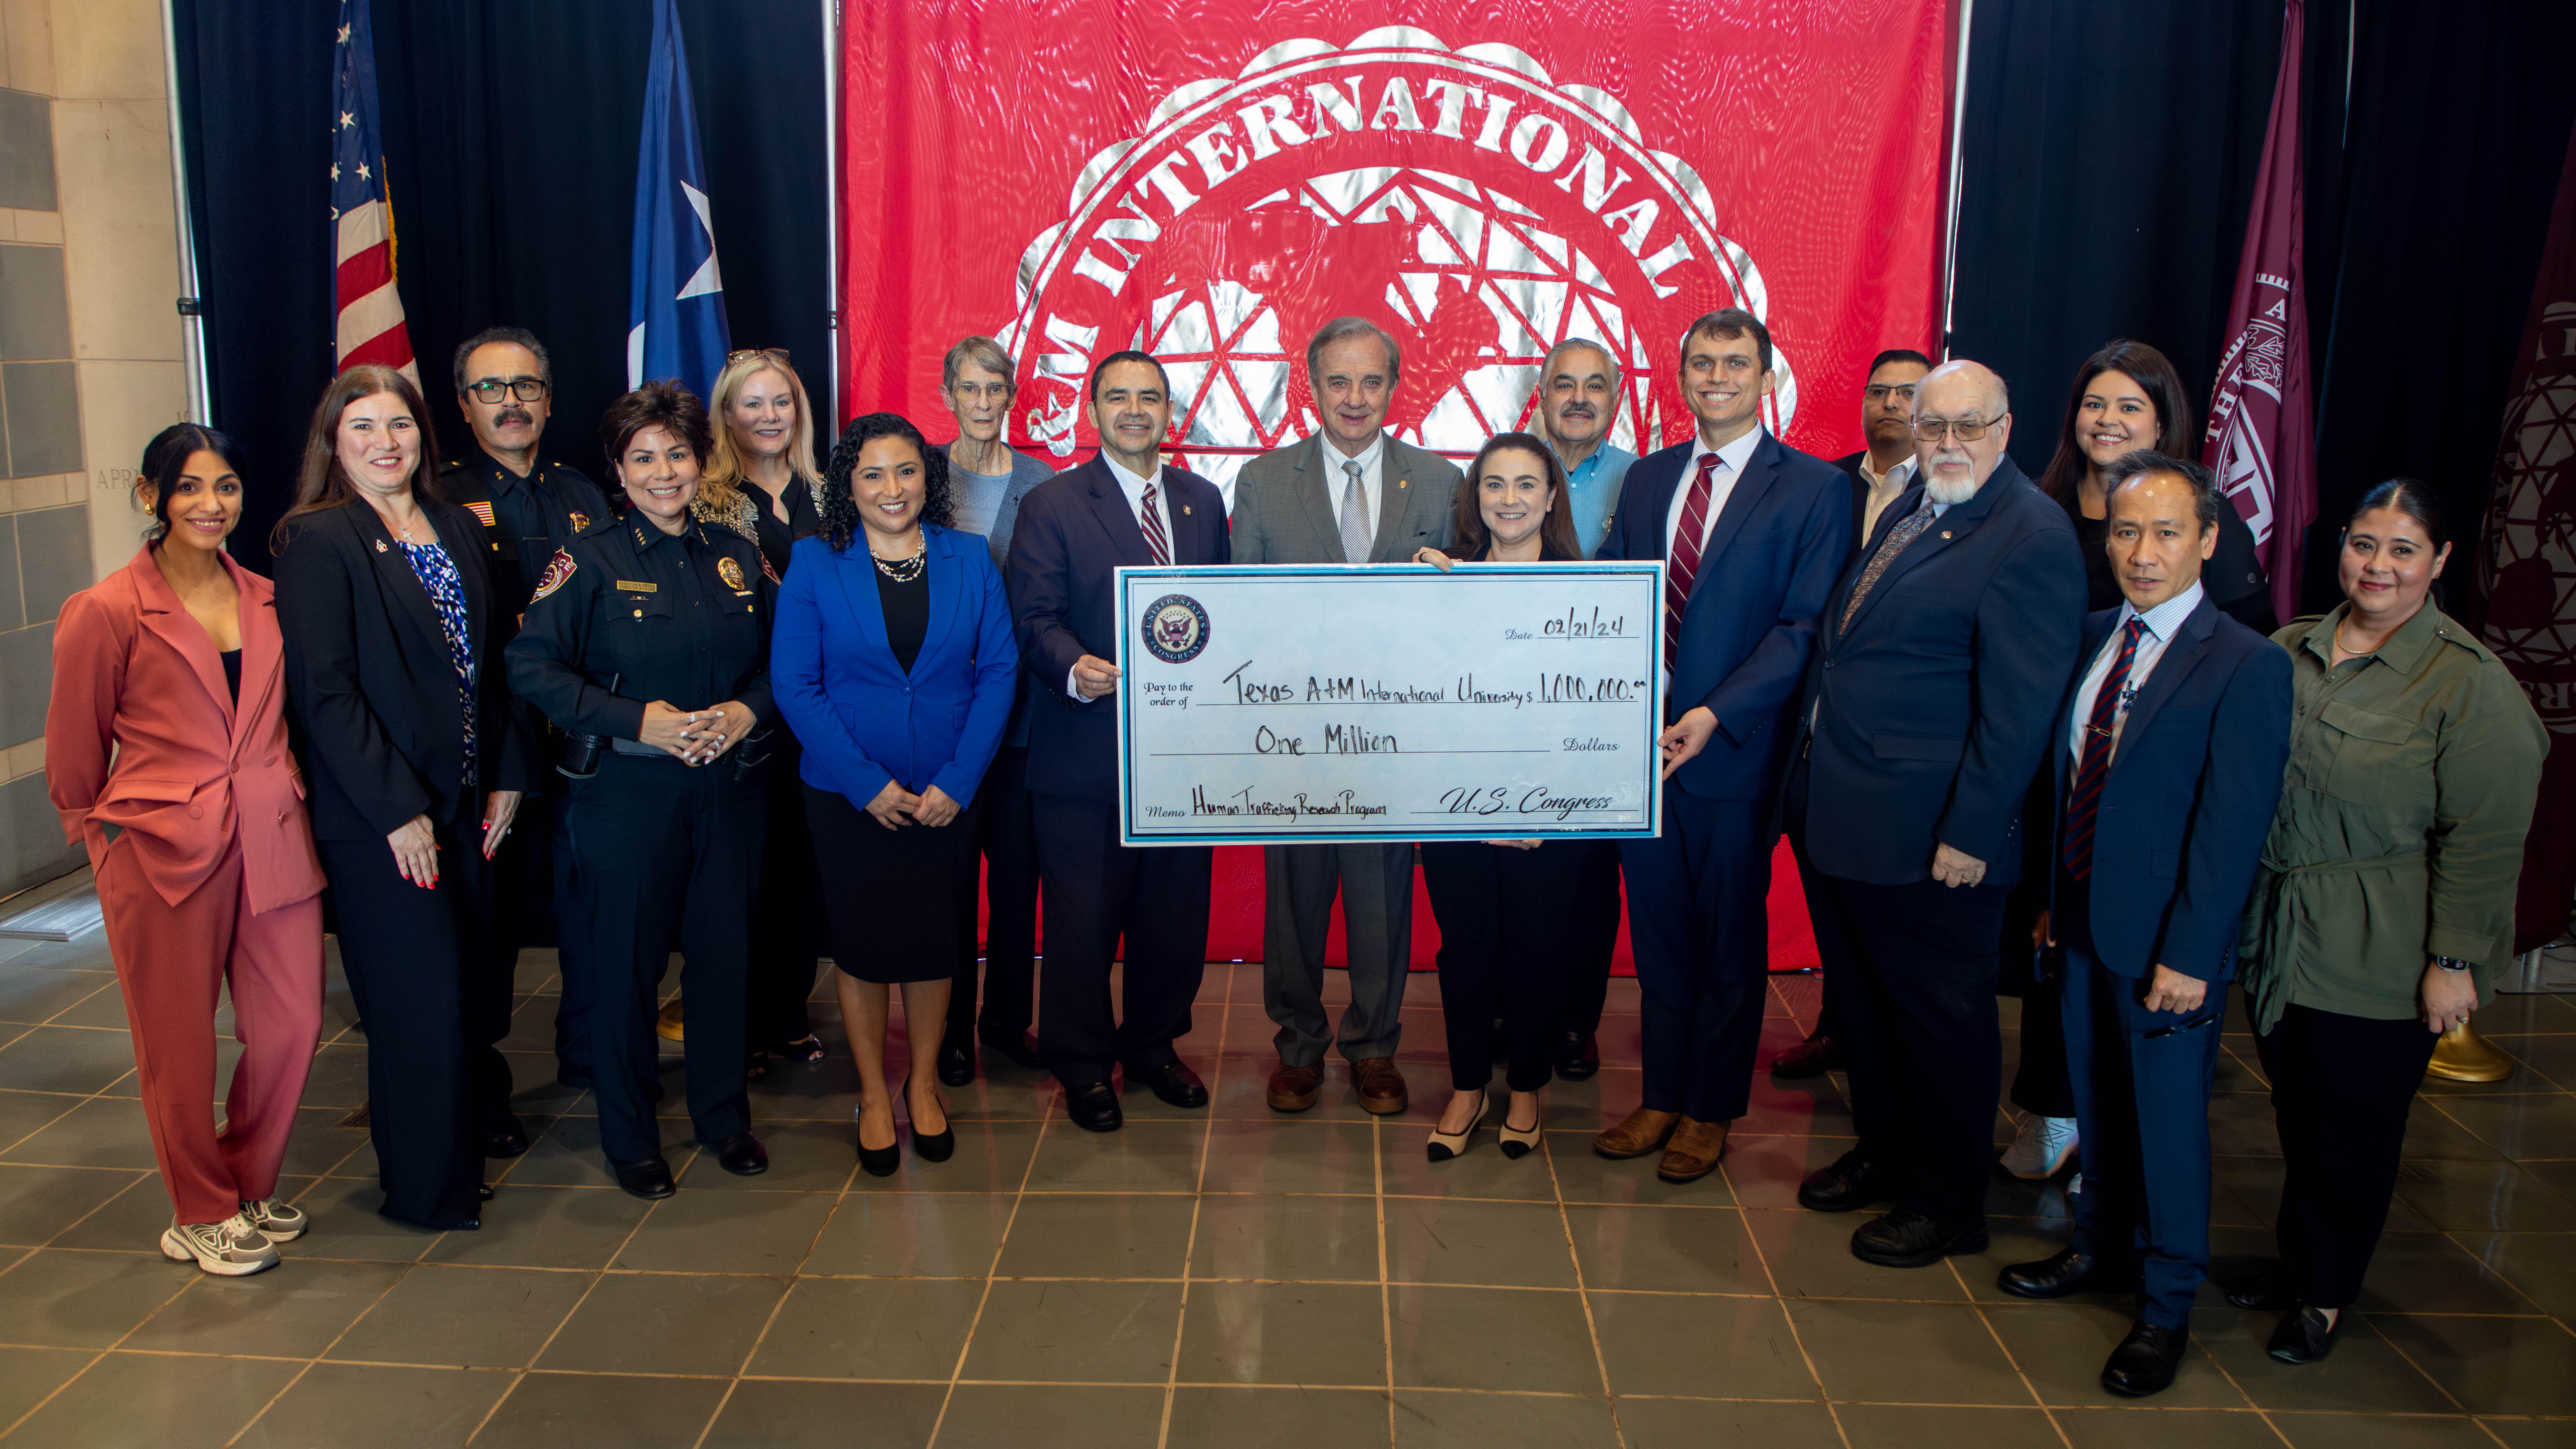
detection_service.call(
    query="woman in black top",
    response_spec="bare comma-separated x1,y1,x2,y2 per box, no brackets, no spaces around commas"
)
1410,433,1586,1162
272,365,533,1231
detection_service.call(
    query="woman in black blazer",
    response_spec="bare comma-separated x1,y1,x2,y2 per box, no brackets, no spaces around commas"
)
272,364,532,1231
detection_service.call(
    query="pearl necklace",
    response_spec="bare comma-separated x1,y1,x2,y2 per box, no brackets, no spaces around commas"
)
871,535,926,582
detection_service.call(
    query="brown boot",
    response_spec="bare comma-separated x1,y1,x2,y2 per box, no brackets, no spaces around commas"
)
1592,1106,1681,1159
1268,1061,1325,1112
1657,1117,1729,1183
1352,1057,1410,1115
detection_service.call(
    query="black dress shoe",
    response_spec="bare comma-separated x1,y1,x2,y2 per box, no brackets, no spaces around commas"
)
1770,1032,1842,1080
2267,1305,2341,1364
483,1122,531,1159
937,1037,975,1088
1850,1208,1988,1267
1128,1059,1209,1109
980,1026,1045,1070
2101,1320,2189,1397
1998,1247,2142,1300
1065,1080,1123,1133
1555,1030,1600,1081
1797,1150,1895,1213
2226,1261,2298,1311
611,1155,676,1200
478,1183,495,1201
713,1133,769,1177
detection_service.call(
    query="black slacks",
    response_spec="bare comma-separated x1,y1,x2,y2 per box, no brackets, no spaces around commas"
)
1420,841,1564,1093
746,731,825,1046
1556,840,1623,1038
2000,779,2075,1118
318,798,505,1230
2255,1003,2442,1309
564,753,763,1162
1031,791,1210,1087
950,743,1041,1046
1621,791,1773,1122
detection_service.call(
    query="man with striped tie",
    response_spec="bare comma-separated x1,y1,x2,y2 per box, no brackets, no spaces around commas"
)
1785,359,2086,1266
1007,351,1231,1133
1998,451,2289,1396
1589,309,1851,1184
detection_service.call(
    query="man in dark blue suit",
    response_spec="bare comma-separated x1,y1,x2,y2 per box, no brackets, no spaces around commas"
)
1006,351,1230,1133
1786,360,2087,1265
1590,308,1853,1183
1997,451,2290,1396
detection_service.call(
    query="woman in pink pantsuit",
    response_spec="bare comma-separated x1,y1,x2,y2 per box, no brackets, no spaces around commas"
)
46,425,326,1276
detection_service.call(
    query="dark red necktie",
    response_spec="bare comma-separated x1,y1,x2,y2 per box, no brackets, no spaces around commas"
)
2062,618,2145,881
1663,454,1722,671
1140,482,1170,565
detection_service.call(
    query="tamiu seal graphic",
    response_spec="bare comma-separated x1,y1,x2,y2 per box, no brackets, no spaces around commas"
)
999,28,1795,499
1143,594,1212,665
2479,298,2576,736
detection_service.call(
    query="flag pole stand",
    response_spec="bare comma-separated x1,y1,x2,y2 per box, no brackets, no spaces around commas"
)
2425,1021,2515,1084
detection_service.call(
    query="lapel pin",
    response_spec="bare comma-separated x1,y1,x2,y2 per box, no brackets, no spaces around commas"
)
1940,531,1952,539
374,539,388,553
1183,504,1192,515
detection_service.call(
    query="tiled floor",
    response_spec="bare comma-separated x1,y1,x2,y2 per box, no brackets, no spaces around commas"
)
0,887,2573,1448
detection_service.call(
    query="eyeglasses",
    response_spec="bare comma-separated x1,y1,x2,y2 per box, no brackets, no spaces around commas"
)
1864,384,1917,405
727,347,791,366
465,377,549,404
1912,416,1997,443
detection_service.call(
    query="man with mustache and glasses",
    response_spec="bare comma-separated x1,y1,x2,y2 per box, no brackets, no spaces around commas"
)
1530,338,1639,1084
443,326,615,1113
1785,360,2086,1268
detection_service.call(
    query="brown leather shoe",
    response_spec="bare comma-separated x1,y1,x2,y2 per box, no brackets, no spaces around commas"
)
1268,1062,1325,1112
1352,1057,1409,1115
1657,1117,1729,1183
1592,1106,1681,1159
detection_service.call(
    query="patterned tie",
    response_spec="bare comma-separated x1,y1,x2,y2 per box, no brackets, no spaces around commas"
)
1663,453,1722,672
1339,458,1373,565
2061,618,2146,881
1140,481,1170,565
1837,499,1938,636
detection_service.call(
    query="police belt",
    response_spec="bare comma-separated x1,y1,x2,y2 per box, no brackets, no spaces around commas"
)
611,737,683,760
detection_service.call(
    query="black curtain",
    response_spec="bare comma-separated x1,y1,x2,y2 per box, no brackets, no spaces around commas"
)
169,0,832,573
1953,0,2576,615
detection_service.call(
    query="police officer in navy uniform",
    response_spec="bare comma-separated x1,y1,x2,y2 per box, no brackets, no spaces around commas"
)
447,327,617,1109
506,381,772,1199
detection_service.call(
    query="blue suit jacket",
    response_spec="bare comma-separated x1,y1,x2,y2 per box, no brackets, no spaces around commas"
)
1007,456,1231,802
770,524,1019,810
1601,431,1852,800
1792,455,2087,885
2047,594,2291,981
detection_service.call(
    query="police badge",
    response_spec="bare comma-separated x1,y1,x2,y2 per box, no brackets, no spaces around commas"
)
1141,594,1210,664
718,556,748,591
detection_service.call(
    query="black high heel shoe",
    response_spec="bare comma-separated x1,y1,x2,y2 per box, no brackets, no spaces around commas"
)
855,1097,901,1177
904,1074,956,1163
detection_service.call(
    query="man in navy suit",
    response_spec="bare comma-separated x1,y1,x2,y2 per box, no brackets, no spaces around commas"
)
1786,359,2087,1265
1590,308,1852,1183
1997,451,2290,1396
1006,351,1230,1133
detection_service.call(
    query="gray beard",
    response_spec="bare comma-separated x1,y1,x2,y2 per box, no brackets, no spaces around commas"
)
1923,470,1981,506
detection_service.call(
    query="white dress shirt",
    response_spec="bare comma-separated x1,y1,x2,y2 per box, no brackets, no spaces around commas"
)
1663,425,1765,559
2067,581,2204,765
1858,453,1916,542
1071,452,1174,701
1322,430,1387,550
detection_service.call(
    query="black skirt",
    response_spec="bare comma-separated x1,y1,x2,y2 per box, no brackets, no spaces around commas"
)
806,782,984,983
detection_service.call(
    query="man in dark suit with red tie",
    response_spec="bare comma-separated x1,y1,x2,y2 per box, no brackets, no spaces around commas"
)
1590,308,1852,1183
1006,352,1230,1133
1785,359,2087,1266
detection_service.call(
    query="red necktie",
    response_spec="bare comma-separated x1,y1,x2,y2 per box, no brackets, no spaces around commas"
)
1141,482,1170,565
2062,618,2145,881
1663,454,1721,671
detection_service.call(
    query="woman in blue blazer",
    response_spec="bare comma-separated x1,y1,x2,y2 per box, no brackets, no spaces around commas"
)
771,412,1019,1174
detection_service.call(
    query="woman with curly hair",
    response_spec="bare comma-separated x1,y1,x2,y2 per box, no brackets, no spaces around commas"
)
770,412,1019,1174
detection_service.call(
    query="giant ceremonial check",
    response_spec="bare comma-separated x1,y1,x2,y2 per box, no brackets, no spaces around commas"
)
1114,563,1665,846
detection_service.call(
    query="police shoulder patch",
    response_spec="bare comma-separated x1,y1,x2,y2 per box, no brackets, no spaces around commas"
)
531,549,577,602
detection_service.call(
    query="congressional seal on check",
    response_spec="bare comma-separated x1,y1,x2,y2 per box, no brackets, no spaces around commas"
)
1114,562,1665,846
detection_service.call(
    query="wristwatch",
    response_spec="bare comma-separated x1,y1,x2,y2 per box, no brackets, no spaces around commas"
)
2433,956,2473,973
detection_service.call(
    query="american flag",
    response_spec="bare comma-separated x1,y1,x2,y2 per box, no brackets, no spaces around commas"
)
330,0,416,383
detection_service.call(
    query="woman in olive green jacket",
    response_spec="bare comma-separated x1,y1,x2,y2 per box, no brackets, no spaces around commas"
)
2231,480,2545,1366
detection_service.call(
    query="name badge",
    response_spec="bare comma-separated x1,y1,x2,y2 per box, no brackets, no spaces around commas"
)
615,580,659,593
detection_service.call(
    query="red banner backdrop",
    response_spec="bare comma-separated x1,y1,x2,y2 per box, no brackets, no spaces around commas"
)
840,2,1953,484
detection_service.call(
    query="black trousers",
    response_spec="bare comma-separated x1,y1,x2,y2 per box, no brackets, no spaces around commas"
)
564,753,763,1162
1790,759,2008,1229
746,732,825,1048
1421,841,1564,1093
536,794,596,1082
318,798,505,1230
1621,791,1774,1122
1556,840,1623,1038
1031,791,1210,1087
2001,786,2075,1118
2255,1003,2441,1309
950,743,1040,1046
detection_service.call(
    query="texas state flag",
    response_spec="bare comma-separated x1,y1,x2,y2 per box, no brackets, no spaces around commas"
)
626,0,729,401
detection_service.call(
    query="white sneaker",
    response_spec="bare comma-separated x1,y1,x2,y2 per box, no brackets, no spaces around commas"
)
2000,1114,2079,1180
159,1213,281,1277
240,1196,307,1243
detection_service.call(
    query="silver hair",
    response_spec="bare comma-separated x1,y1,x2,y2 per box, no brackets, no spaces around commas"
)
1305,316,1401,385
942,335,1017,392
1540,337,1621,386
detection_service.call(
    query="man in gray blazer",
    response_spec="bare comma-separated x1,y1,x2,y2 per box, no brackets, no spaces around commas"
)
1230,316,1461,1116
